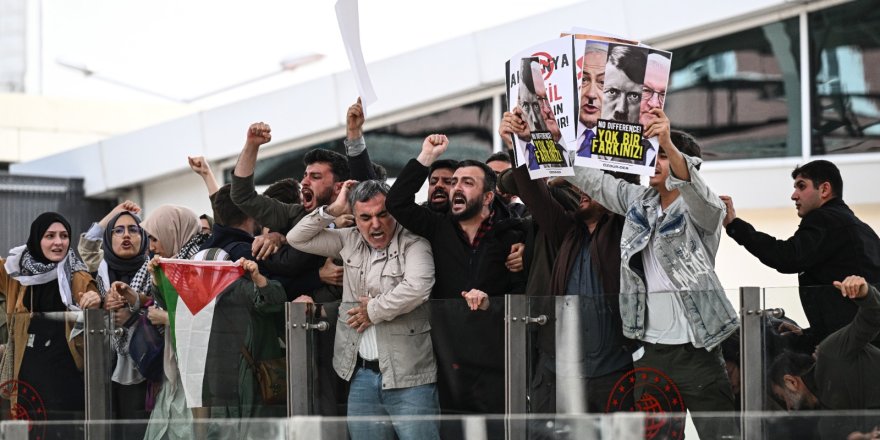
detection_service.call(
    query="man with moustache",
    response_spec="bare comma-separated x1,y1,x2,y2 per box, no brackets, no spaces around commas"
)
230,120,367,422
289,180,440,440
486,151,528,218
386,134,525,419
423,159,458,213
576,42,607,158
601,44,646,124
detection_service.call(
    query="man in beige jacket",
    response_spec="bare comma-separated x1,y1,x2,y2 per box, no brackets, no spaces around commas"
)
288,179,439,440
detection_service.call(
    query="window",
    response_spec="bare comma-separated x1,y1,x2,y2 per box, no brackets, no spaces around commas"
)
663,18,801,160
809,0,880,156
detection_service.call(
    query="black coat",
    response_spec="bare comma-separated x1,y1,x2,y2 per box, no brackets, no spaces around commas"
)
386,159,526,300
726,198,880,343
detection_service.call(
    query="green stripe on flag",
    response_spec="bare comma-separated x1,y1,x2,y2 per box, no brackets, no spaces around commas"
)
155,267,179,350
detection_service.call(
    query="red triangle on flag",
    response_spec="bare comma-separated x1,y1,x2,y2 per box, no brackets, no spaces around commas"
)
159,259,244,314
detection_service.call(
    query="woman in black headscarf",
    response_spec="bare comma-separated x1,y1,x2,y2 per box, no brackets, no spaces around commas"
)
0,212,100,429
78,201,152,434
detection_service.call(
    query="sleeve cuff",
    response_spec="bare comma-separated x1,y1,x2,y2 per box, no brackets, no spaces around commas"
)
666,154,703,190
344,136,366,156
85,223,104,241
317,206,336,221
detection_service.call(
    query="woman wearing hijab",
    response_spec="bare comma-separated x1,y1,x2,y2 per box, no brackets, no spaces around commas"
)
0,212,100,431
78,201,152,436
117,205,206,440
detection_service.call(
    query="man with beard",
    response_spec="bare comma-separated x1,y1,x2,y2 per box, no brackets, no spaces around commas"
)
768,276,880,439
230,120,368,425
576,42,607,158
386,134,525,425
486,151,527,218
422,159,458,213
501,110,638,424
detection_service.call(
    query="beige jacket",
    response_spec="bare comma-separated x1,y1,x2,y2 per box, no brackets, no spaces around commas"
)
0,259,96,381
288,208,436,389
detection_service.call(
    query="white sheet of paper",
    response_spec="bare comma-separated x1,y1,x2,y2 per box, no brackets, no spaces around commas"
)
335,0,378,107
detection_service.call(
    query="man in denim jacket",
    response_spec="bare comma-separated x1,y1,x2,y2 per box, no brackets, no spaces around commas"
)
565,108,739,439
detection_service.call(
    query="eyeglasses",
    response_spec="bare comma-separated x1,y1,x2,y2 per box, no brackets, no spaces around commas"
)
642,87,666,106
112,225,141,236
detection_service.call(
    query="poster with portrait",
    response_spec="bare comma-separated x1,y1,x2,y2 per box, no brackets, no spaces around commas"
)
572,40,672,177
505,36,576,179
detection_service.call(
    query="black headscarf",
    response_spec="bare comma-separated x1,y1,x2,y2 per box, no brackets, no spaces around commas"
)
26,212,72,264
102,211,149,283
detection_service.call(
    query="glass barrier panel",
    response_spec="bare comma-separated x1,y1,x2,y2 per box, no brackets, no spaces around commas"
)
759,283,880,437
310,298,507,439
527,289,743,440
4,411,880,440
0,310,90,438
97,294,289,438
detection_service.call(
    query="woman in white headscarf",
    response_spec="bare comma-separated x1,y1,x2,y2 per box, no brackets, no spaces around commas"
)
0,212,101,435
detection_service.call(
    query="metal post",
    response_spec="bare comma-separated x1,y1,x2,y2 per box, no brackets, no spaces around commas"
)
505,295,528,440
740,286,764,439
286,302,313,417
84,309,112,440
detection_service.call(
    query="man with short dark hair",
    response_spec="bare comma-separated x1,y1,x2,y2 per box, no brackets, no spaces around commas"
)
565,109,739,439
601,44,647,124
768,275,880,439
486,151,527,218
386,134,525,418
722,159,880,346
501,110,637,417
289,179,439,440
262,178,301,205
425,159,458,213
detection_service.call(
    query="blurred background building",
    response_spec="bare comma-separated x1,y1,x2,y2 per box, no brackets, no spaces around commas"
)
2,0,879,327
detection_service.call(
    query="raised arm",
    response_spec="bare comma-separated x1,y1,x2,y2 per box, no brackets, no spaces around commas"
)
723,203,832,274
500,111,572,246
385,135,449,239
647,109,725,233
820,276,880,358
188,156,220,196
565,166,646,217
231,122,305,232
344,97,377,181
287,181,356,258
78,200,142,272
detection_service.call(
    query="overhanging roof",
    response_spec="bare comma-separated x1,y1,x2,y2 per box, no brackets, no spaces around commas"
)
11,0,802,197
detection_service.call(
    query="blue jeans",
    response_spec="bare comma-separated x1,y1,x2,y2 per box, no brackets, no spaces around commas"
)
347,367,440,440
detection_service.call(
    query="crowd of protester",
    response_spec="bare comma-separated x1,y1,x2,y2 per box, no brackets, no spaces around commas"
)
0,90,878,440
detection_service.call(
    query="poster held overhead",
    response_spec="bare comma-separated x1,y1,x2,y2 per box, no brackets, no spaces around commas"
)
505,36,576,180
573,40,671,177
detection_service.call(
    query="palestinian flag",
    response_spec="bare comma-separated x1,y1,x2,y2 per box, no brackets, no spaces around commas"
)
154,254,244,408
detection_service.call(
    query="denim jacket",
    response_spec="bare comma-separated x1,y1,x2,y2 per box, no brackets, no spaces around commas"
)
288,208,437,389
565,155,739,350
